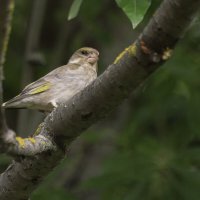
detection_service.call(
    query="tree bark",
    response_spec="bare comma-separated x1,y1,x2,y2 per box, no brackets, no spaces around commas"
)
0,0,199,199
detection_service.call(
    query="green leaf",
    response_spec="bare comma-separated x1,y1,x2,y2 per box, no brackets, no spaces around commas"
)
68,0,83,20
115,0,151,28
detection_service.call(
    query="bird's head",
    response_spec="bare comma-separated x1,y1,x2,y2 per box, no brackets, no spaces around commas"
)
69,47,99,67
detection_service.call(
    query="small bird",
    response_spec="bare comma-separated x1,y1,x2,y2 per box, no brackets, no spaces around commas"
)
2,47,99,112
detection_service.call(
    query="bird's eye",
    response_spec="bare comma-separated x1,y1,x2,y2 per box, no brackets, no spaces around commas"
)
81,50,89,55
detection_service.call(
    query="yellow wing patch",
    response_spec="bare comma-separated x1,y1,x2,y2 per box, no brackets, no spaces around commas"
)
30,83,51,95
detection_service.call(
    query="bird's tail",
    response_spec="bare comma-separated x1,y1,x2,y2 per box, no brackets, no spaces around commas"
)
2,96,27,109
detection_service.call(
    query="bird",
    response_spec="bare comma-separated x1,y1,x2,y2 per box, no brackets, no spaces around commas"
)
2,47,99,112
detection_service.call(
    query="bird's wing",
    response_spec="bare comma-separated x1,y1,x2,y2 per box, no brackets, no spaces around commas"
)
3,64,81,109
21,78,51,95
19,65,72,95
20,64,78,96
2,78,51,108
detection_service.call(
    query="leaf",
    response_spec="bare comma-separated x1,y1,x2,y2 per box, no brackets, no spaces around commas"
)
68,0,83,20
115,0,151,28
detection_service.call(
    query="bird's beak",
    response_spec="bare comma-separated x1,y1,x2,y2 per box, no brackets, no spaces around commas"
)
87,54,99,64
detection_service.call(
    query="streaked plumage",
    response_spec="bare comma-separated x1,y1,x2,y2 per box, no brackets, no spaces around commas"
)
2,47,99,112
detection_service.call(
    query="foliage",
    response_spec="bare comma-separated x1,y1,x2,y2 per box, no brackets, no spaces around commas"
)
68,0,151,28
115,0,151,28
68,0,83,20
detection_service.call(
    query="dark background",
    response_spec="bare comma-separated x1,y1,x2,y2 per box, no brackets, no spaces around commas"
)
1,0,200,199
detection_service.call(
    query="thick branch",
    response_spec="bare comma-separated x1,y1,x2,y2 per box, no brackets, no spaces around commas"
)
0,0,199,199
45,0,199,142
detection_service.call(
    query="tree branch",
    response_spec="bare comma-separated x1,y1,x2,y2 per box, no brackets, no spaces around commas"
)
45,0,199,142
0,0,199,199
0,0,15,147
0,0,14,79
3,135,56,157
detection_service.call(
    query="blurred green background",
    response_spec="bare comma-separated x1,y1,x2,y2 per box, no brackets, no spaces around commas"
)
1,0,200,199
